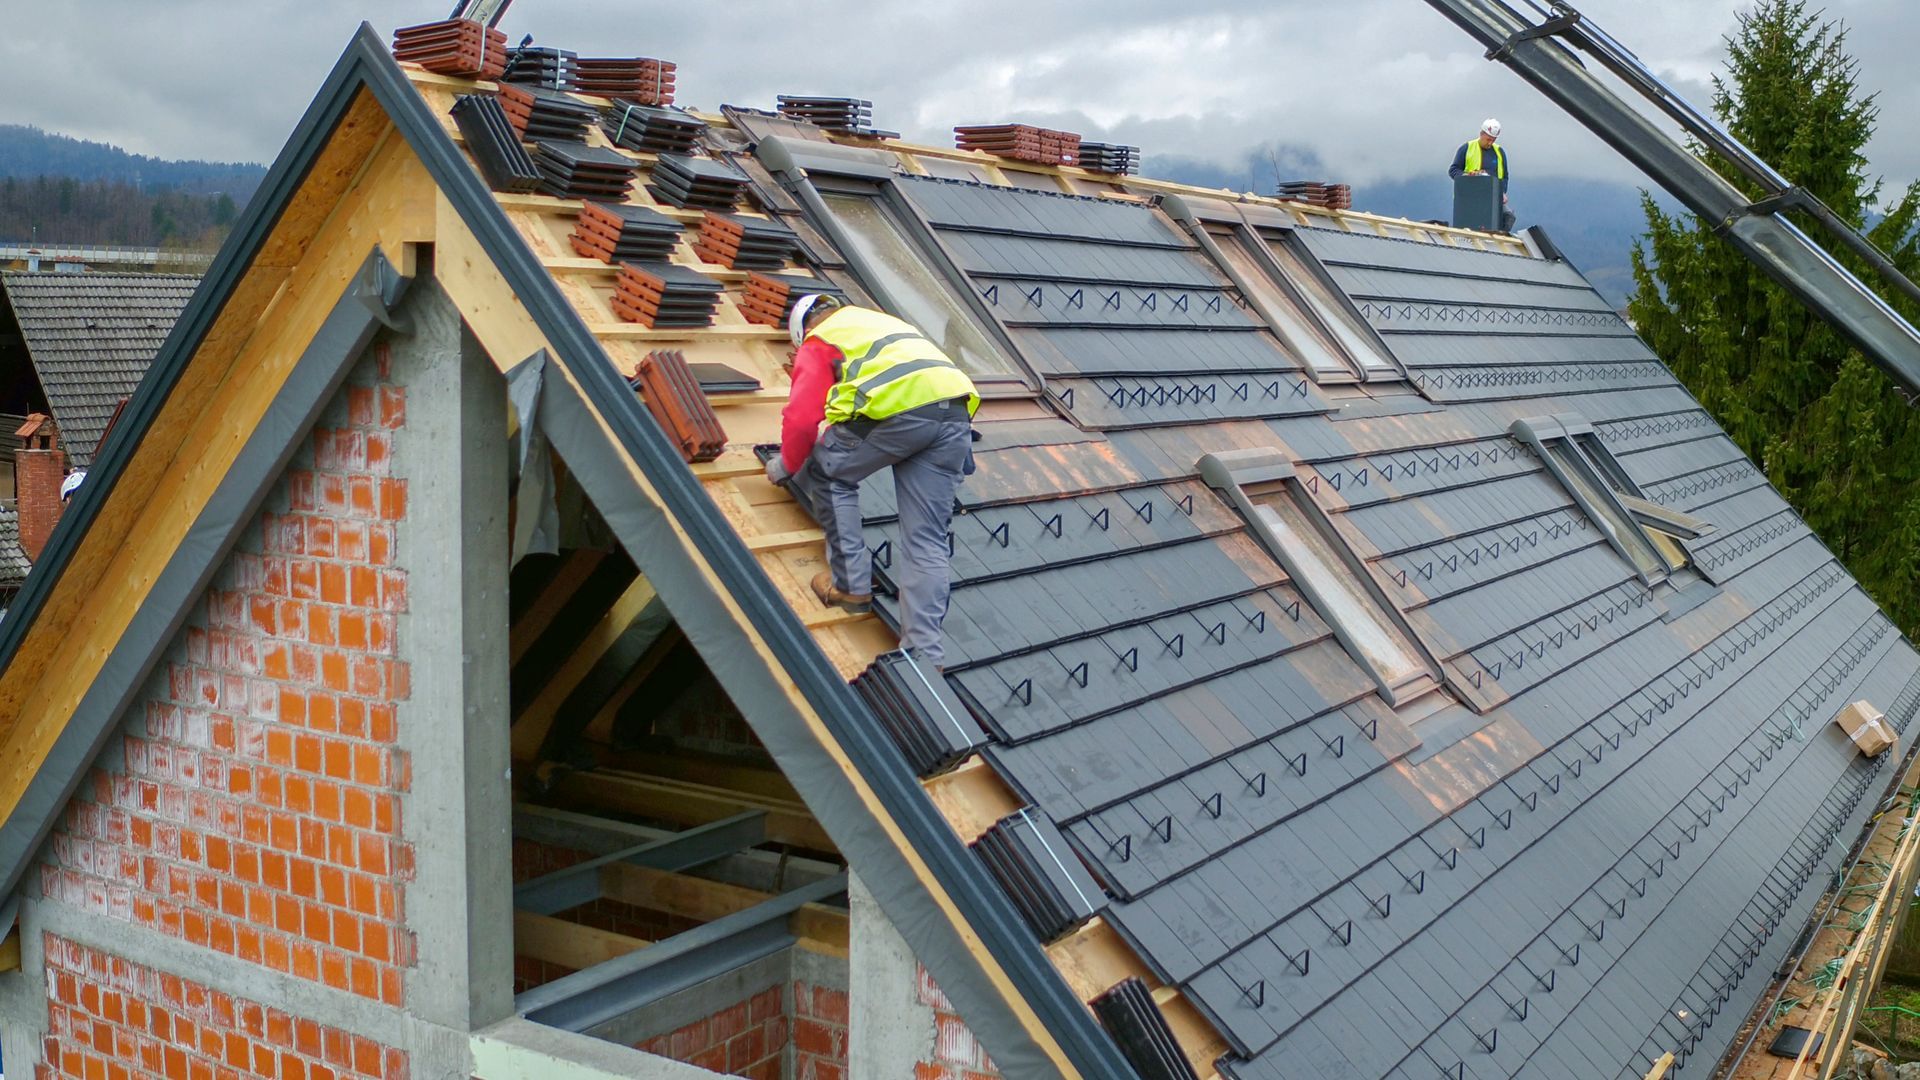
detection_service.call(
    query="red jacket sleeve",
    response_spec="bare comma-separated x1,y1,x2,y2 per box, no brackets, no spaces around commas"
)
780,338,841,473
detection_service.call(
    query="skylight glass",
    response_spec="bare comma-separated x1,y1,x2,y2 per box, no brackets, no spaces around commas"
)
818,193,1017,377
1209,229,1355,378
1261,236,1401,377
1249,487,1428,691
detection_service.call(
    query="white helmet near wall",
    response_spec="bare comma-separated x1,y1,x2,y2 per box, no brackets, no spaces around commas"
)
1481,117,1502,138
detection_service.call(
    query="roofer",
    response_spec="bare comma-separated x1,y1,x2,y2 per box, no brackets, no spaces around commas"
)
1449,118,1515,232
765,295,979,668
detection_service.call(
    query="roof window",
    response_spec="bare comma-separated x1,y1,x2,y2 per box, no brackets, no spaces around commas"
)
812,189,1020,379
1194,223,1402,383
1511,415,1713,580
1200,448,1437,706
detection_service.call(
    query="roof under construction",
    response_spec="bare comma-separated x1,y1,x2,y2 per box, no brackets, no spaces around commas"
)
0,22,1909,1080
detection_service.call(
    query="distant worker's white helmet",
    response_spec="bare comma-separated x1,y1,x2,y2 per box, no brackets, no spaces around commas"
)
59,470,85,502
1481,117,1502,138
788,293,842,348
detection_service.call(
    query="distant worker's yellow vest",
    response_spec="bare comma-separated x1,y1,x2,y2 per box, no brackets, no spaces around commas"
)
812,307,980,424
1464,140,1506,179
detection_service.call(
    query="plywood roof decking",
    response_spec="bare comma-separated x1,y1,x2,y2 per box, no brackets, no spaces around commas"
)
409,61,1916,1080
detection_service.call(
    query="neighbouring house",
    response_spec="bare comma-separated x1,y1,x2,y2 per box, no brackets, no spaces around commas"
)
0,22,1909,1080
0,270,201,484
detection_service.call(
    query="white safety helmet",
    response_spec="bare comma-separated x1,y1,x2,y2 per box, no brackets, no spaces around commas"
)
59,470,85,502
787,293,842,348
1481,117,1502,139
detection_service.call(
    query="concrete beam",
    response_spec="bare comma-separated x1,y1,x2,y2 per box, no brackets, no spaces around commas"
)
394,283,514,1034
472,1018,725,1079
849,873,939,1078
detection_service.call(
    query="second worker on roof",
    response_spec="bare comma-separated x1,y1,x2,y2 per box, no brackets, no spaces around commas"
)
765,295,979,671
1450,118,1515,233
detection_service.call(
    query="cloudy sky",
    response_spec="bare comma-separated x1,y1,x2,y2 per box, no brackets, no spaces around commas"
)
4,0,1917,191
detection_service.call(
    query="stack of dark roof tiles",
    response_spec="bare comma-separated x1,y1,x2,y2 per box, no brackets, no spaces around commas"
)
602,103,706,155
648,155,750,211
391,19,508,79
776,96,900,140
955,124,1081,166
1276,180,1353,210
612,262,724,329
570,202,683,263
450,96,543,194
501,46,577,90
533,141,639,200
497,85,598,141
1078,142,1141,175
693,213,799,271
1090,980,1200,1080
852,650,988,777
629,349,726,463
971,809,1104,943
572,57,676,105
740,273,845,328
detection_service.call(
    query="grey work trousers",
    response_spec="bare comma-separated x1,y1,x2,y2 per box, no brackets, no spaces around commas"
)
788,400,972,666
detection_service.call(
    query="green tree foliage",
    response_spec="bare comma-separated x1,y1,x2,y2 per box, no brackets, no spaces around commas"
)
1629,0,1920,632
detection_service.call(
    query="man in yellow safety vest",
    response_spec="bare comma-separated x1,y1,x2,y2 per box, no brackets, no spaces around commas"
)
1449,118,1515,232
765,294,980,668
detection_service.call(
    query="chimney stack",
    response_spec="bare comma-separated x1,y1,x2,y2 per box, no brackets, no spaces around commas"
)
15,413,65,562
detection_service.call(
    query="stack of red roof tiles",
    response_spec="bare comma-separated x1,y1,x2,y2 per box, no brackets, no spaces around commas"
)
612,263,724,330
740,273,843,329
570,202,683,263
955,124,1082,166
1276,180,1354,210
693,213,800,271
390,19,507,80
572,57,677,104
631,350,727,463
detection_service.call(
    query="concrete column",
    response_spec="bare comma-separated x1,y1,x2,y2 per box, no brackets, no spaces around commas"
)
848,872,937,1078
388,279,514,1066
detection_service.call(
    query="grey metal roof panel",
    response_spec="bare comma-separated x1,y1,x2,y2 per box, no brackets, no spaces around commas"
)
773,178,1919,1078
0,271,200,467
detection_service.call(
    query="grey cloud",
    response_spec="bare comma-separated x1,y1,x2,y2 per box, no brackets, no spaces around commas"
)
3,0,1916,194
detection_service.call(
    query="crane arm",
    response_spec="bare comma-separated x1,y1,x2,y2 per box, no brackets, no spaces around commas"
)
1423,0,1920,396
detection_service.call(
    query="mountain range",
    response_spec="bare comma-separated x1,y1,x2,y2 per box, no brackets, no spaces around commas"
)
0,123,1657,306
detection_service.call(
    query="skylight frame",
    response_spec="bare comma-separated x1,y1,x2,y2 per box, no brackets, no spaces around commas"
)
1248,227,1408,384
1199,448,1441,707
1510,414,1715,583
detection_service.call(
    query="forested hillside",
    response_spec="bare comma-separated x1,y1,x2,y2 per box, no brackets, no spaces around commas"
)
0,125,264,250
0,125,263,195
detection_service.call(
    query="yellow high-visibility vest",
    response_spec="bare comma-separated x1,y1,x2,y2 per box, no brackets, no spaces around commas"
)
1463,140,1506,179
812,307,980,424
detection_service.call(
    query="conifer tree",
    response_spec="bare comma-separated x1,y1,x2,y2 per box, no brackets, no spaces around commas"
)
1630,0,1920,631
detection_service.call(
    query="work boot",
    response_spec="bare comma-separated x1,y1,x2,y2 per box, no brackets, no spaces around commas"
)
810,571,872,614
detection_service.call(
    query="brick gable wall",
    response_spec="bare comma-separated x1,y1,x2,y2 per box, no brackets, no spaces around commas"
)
32,357,418,1077
37,934,406,1080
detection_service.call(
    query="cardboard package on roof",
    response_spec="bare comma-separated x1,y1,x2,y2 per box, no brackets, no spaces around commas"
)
1836,699,1897,757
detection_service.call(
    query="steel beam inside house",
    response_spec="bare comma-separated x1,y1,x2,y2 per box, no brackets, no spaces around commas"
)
514,811,768,915
516,873,851,1033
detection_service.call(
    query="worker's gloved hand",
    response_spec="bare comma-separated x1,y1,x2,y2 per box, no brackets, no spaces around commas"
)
765,457,793,487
